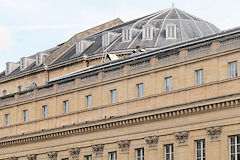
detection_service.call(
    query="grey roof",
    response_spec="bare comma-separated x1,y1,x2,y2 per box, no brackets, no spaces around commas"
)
0,7,220,80
52,7,220,65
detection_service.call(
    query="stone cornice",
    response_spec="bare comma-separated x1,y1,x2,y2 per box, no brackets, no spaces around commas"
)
0,97,239,148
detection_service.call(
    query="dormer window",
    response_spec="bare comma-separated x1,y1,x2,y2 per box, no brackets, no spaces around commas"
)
166,24,177,39
102,32,119,48
20,57,34,71
122,27,131,42
36,53,46,66
76,40,94,55
142,25,153,40
5,62,20,75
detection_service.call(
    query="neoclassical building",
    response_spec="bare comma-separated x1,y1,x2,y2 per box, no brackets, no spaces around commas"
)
0,5,240,160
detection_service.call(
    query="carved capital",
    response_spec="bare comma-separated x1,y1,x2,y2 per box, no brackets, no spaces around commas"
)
118,140,130,154
47,151,58,160
7,157,18,160
145,136,159,150
27,154,37,160
92,144,104,157
206,126,222,141
174,131,189,146
69,147,80,160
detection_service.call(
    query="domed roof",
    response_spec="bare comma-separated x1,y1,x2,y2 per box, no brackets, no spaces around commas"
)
51,6,221,64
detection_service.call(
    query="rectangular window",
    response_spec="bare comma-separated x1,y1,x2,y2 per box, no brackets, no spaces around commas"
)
5,114,9,126
84,155,92,160
63,100,69,114
196,69,204,85
196,140,205,160
23,110,28,122
230,135,240,160
109,151,117,160
165,144,174,160
110,89,117,104
42,105,48,118
229,61,238,78
86,95,92,109
165,77,172,92
137,83,144,98
136,148,144,160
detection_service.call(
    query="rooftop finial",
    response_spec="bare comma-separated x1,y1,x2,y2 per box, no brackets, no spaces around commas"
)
172,3,175,8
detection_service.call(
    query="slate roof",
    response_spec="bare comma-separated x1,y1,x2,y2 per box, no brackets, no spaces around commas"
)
51,7,220,65
0,6,220,80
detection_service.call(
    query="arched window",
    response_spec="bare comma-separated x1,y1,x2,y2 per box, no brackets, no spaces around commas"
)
166,24,177,39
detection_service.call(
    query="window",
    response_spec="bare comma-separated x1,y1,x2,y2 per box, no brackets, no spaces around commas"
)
63,100,69,114
137,83,144,98
84,155,92,160
23,110,28,122
136,148,144,160
165,144,174,160
109,151,117,160
196,69,203,85
230,135,240,160
18,85,22,92
2,90,7,96
5,114,9,126
110,89,117,104
122,28,131,42
165,77,172,92
42,105,48,118
86,95,92,109
142,25,153,40
166,24,177,39
196,140,205,160
102,33,109,47
229,61,238,78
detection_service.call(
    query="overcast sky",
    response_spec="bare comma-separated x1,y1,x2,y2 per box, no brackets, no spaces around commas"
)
0,0,240,72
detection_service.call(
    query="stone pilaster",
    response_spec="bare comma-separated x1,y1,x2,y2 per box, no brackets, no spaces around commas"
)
206,126,222,141
69,147,80,160
26,154,37,160
145,136,159,150
47,151,58,160
174,131,189,146
92,144,104,158
118,140,130,154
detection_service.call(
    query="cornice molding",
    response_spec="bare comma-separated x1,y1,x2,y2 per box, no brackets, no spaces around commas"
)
0,98,238,148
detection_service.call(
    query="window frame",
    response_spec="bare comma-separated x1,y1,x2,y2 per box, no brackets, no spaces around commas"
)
63,100,69,114
122,27,132,42
164,144,174,160
135,148,144,160
84,155,92,160
195,139,205,160
5,113,9,126
229,135,240,160
166,24,177,39
86,95,92,109
110,89,117,104
23,110,28,122
229,61,238,78
137,83,144,98
165,76,173,92
196,69,204,85
109,151,117,160
42,105,48,119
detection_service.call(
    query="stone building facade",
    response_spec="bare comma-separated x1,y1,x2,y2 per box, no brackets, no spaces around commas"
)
0,6,240,160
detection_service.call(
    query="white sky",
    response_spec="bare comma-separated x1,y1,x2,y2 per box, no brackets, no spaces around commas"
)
0,0,240,72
